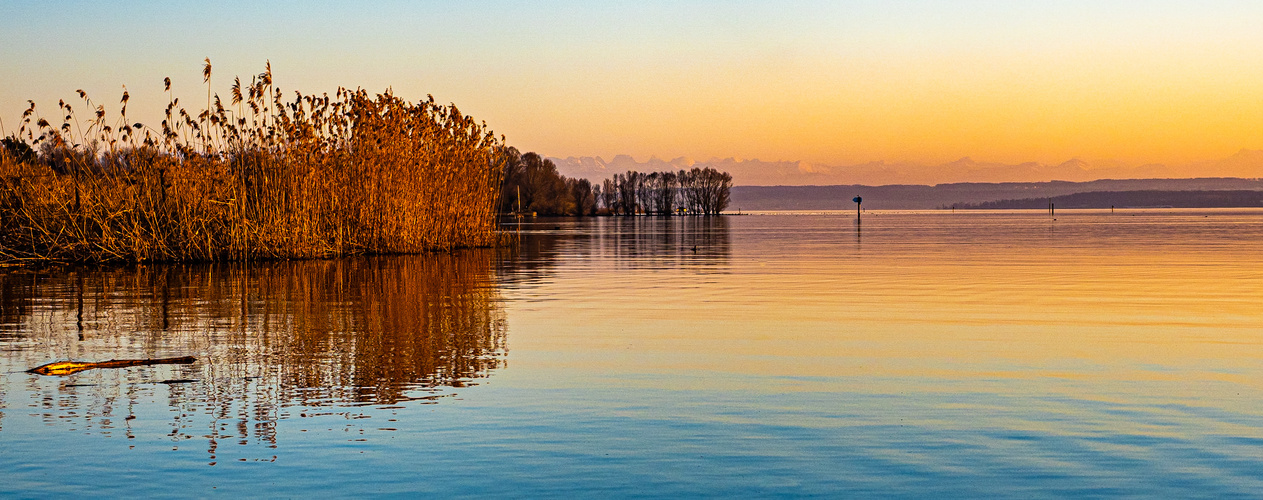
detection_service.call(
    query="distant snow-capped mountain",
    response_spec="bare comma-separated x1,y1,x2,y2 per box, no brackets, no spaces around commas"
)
546,151,1263,186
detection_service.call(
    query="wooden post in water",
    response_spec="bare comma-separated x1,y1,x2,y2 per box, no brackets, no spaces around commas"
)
853,196,863,223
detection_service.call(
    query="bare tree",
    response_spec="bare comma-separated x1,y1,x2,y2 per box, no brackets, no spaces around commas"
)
517,152,571,214
692,167,732,215
652,171,677,215
600,178,617,213
497,147,524,214
568,177,596,216
636,172,656,215
615,171,639,215
678,169,701,214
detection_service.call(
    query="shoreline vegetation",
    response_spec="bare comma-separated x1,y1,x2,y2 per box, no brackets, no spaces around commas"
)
1,60,506,265
498,150,733,217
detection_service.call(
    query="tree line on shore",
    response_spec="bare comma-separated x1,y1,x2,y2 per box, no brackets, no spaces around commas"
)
497,148,732,216
0,60,732,265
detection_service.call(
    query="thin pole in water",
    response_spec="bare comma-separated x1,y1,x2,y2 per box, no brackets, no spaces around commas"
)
853,195,863,223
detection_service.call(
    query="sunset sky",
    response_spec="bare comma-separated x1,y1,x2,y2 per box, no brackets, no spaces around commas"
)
4,1,1263,178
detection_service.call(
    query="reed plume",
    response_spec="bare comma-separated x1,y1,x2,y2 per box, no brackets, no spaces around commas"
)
0,60,508,263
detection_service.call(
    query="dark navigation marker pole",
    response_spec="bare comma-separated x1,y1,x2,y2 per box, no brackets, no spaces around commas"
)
853,195,863,222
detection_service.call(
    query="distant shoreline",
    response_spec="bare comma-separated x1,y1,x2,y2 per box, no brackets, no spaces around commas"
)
730,178,1263,211
950,190,1263,210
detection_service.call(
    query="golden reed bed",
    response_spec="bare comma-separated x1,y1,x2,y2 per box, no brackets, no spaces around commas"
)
0,60,507,264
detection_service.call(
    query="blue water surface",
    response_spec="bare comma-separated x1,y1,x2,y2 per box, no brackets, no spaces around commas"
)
3,210,1263,498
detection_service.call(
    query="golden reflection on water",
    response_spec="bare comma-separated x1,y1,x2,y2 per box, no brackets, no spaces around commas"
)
503,211,1263,388
505,216,731,271
0,252,506,455
2,210,1263,490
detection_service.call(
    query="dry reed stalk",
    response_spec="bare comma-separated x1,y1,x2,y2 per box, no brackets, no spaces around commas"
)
0,61,507,264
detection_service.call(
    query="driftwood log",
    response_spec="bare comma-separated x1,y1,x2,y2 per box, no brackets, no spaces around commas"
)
28,356,197,376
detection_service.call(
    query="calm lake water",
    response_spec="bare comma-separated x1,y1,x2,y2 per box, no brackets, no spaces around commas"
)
2,210,1262,497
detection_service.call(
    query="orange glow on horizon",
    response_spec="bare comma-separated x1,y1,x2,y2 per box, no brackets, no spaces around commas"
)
5,2,1263,179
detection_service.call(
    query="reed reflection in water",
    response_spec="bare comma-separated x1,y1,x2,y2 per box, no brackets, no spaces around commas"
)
6,210,1263,496
0,251,505,460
